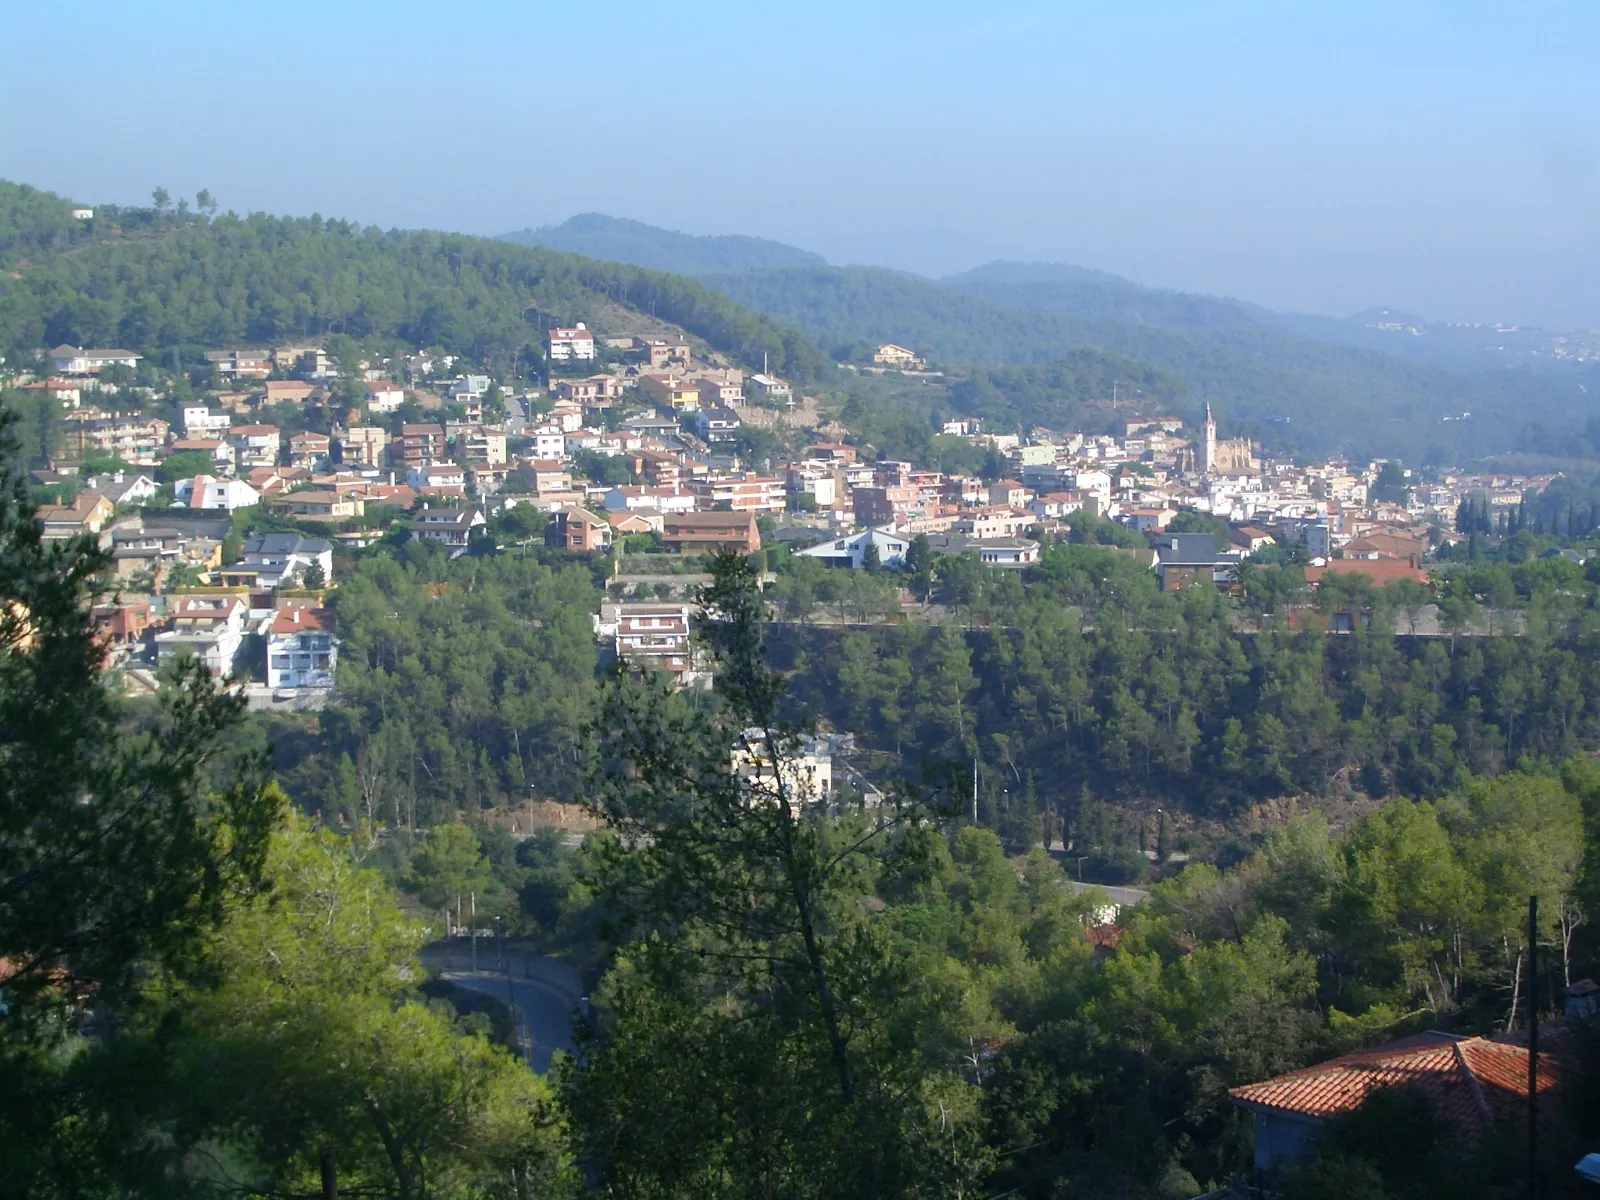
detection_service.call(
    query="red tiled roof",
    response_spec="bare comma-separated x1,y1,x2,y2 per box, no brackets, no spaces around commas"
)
1304,559,1430,588
1230,1033,1560,1142
269,608,332,635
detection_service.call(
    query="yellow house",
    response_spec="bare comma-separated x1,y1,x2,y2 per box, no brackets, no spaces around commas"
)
873,343,924,369
638,373,701,412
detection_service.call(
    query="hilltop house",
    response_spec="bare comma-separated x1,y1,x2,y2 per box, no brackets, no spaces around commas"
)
547,323,597,361
50,345,141,375
173,475,260,512
872,343,924,369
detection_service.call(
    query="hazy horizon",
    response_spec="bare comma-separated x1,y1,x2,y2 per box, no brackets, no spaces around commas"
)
4,0,1596,329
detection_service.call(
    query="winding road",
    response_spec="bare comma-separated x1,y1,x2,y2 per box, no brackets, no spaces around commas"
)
422,944,585,1074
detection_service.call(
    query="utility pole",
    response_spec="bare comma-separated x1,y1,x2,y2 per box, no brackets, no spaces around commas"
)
470,891,477,973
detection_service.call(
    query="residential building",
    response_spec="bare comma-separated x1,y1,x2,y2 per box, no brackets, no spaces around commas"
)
988,480,1029,508
695,373,744,409
239,533,334,587
407,463,467,490
953,507,1033,539
228,424,282,469
660,511,761,555
340,425,390,468
83,469,160,507
61,412,171,460
556,375,625,408
17,377,83,409
168,437,234,471
468,463,516,496
921,533,1041,568
268,491,364,523
412,506,485,553
49,345,141,375
366,381,405,413
688,473,786,513
872,343,923,369
1154,533,1242,592
548,507,613,553
530,424,566,460
638,449,683,488
155,594,250,677
462,428,509,465
287,431,331,472
594,601,705,688
181,404,233,438
396,423,447,467
798,526,910,569
204,348,272,379
732,727,834,811
746,374,792,404
547,323,597,361
853,484,920,528
603,485,697,515
1230,1032,1559,1173
516,460,574,496
173,474,261,512
639,373,701,412
1304,560,1430,589
37,492,115,542
693,406,742,442
635,337,691,369
264,380,317,407
266,607,337,690
808,441,857,464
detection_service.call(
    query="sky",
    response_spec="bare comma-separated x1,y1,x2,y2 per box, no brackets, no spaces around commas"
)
3,0,1597,327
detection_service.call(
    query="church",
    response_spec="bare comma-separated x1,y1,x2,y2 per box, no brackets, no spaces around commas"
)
1196,403,1258,476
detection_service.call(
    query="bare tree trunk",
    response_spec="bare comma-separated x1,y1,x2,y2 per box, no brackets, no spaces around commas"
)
1505,950,1523,1035
320,1149,338,1200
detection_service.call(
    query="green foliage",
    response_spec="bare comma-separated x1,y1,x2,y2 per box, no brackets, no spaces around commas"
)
0,179,828,384
0,405,283,1194
156,449,216,482
290,546,601,825
503,212,826,275
705,263,1596,460
153,817,576,1198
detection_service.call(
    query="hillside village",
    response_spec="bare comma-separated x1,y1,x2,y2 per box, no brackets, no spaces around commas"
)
4,326,1576,707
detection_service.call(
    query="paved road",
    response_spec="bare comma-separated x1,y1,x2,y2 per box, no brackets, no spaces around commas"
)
424,946,584,1074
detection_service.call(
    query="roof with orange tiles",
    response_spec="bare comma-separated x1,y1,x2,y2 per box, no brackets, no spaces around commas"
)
1304,559,1430,588
1230,1033,1560,1142
269,608,332,635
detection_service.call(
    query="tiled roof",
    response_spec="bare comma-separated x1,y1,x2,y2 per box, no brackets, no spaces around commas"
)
1230,1033,1561,1142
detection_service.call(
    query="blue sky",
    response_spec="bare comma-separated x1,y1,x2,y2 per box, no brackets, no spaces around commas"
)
3,0,1597,326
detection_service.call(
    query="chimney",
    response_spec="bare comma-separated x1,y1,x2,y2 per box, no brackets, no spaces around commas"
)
293,610,300,624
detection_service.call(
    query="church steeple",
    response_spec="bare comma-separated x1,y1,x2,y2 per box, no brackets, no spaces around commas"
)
1201,403,1217,476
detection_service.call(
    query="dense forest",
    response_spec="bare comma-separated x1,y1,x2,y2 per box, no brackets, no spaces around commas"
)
0,181,829,383
702,263,1600,462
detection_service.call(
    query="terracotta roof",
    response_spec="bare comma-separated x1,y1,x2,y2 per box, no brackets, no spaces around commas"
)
269,608,332,635
1305,560,1430,588
1230,1033,1560,1142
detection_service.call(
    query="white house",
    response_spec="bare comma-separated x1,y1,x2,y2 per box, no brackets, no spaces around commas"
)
447,375,491,403
240,533,334,588
266,608,337,690
49,345,141,375
173,474,261,512
530,424,566,460
181,404,233,438
413,506,486,554
798,526,910,570
602,485,697,515
407,463,468,490
155,595,251,677
365,381,405,413
547,323,597,361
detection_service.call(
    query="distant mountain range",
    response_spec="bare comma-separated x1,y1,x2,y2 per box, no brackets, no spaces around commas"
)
500,216,1598,376
494,215,1599,461
501,214,826,276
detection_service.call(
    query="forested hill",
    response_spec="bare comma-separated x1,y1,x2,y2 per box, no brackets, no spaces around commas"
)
500,213,826,276
701,263,1597,462
0,182,829,383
